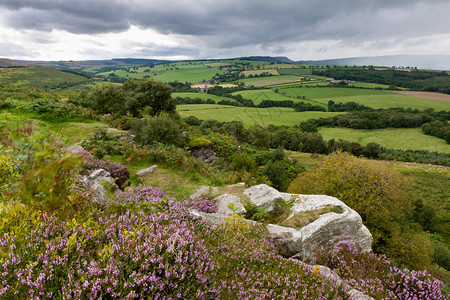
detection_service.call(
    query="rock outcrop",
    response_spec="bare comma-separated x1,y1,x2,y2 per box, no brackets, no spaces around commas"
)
190,144,215,163
80,169,118,204
190,184,373,264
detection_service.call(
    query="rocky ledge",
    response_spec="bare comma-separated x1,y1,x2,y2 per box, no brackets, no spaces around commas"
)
189,183,372,264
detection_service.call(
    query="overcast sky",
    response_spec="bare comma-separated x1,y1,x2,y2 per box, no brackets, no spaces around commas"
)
0,0,449,61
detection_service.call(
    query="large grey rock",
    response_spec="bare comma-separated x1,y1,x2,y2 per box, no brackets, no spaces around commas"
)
243,184,284,213
266,224,303,257
189,186,218,199
80,169,118,204
136,165,157,177
188,184,373,265
268,194,372,263
317,265,343,287
65,144,86,155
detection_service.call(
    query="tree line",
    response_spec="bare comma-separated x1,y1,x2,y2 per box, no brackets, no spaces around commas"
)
312,67,450,94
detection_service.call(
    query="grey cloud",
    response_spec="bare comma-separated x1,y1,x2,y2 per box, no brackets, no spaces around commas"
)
1,0,449,50
0,42,36,57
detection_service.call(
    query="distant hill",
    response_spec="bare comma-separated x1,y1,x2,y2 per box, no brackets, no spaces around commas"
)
28,58,171,72
0,66,89,90
0,58,35,68
236,56,295,64
296,55,450,71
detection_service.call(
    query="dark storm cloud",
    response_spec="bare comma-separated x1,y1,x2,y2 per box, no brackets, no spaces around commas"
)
1,0,449,47
0,0,131,34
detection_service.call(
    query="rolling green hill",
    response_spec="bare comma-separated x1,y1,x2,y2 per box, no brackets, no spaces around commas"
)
0,66,88,90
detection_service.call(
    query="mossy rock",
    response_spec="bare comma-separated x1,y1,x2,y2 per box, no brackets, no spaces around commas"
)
189,137,213,148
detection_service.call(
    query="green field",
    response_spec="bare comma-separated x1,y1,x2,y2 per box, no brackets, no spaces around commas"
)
177,104,344,127
173,92,236,102
237,75,304,87
266,81,330,88
240,69,279,76
153,66,222,83
278,68,312,76
319,127,450,153
278,87,450,110
231,89,326,107
348,82,390,89
279,87,390,99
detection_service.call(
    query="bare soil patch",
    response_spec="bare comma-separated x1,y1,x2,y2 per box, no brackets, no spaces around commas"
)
390,90,450,102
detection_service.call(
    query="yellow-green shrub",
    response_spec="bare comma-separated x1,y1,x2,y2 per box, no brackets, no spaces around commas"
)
287,152,434,270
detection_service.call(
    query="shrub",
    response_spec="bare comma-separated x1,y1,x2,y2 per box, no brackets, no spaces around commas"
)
231,152,256,172
271,148,285,161
132,114,183,147
263,160,288,191
183,116,203,126
244,202,268,221
81,128,129,158
287,152,436,269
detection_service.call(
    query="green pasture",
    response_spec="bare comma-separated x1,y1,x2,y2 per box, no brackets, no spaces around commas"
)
266,81,330,88
348,82,390,89
153,67,223,83
279,87,389,99
330,94,450,110
319,127,450,153
173,92,236,102
231,89,326,107
238,75,304,87
278,87,450,110
177,104,236,111
240,69,279,76
177,104,344,127
278,68,312,76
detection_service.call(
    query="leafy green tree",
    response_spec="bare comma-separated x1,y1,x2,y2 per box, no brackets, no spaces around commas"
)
122,78,175,117
84,83,125,115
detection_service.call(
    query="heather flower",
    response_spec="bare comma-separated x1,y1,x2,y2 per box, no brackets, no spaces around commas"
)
183,197,218,213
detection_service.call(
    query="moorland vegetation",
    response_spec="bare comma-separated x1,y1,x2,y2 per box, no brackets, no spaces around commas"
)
0,58,449,298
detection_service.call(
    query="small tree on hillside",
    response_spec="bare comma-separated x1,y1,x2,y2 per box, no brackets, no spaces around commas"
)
122,78,175,117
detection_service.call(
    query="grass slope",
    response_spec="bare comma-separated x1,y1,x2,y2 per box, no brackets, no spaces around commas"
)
172,92,236,102
238,75,304,87
178,104,344,127
319,127,450,153
231,89,326,107
0,66,88,90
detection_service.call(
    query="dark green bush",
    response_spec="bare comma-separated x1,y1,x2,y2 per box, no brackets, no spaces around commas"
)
132,114,183,147
231,152,257,172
